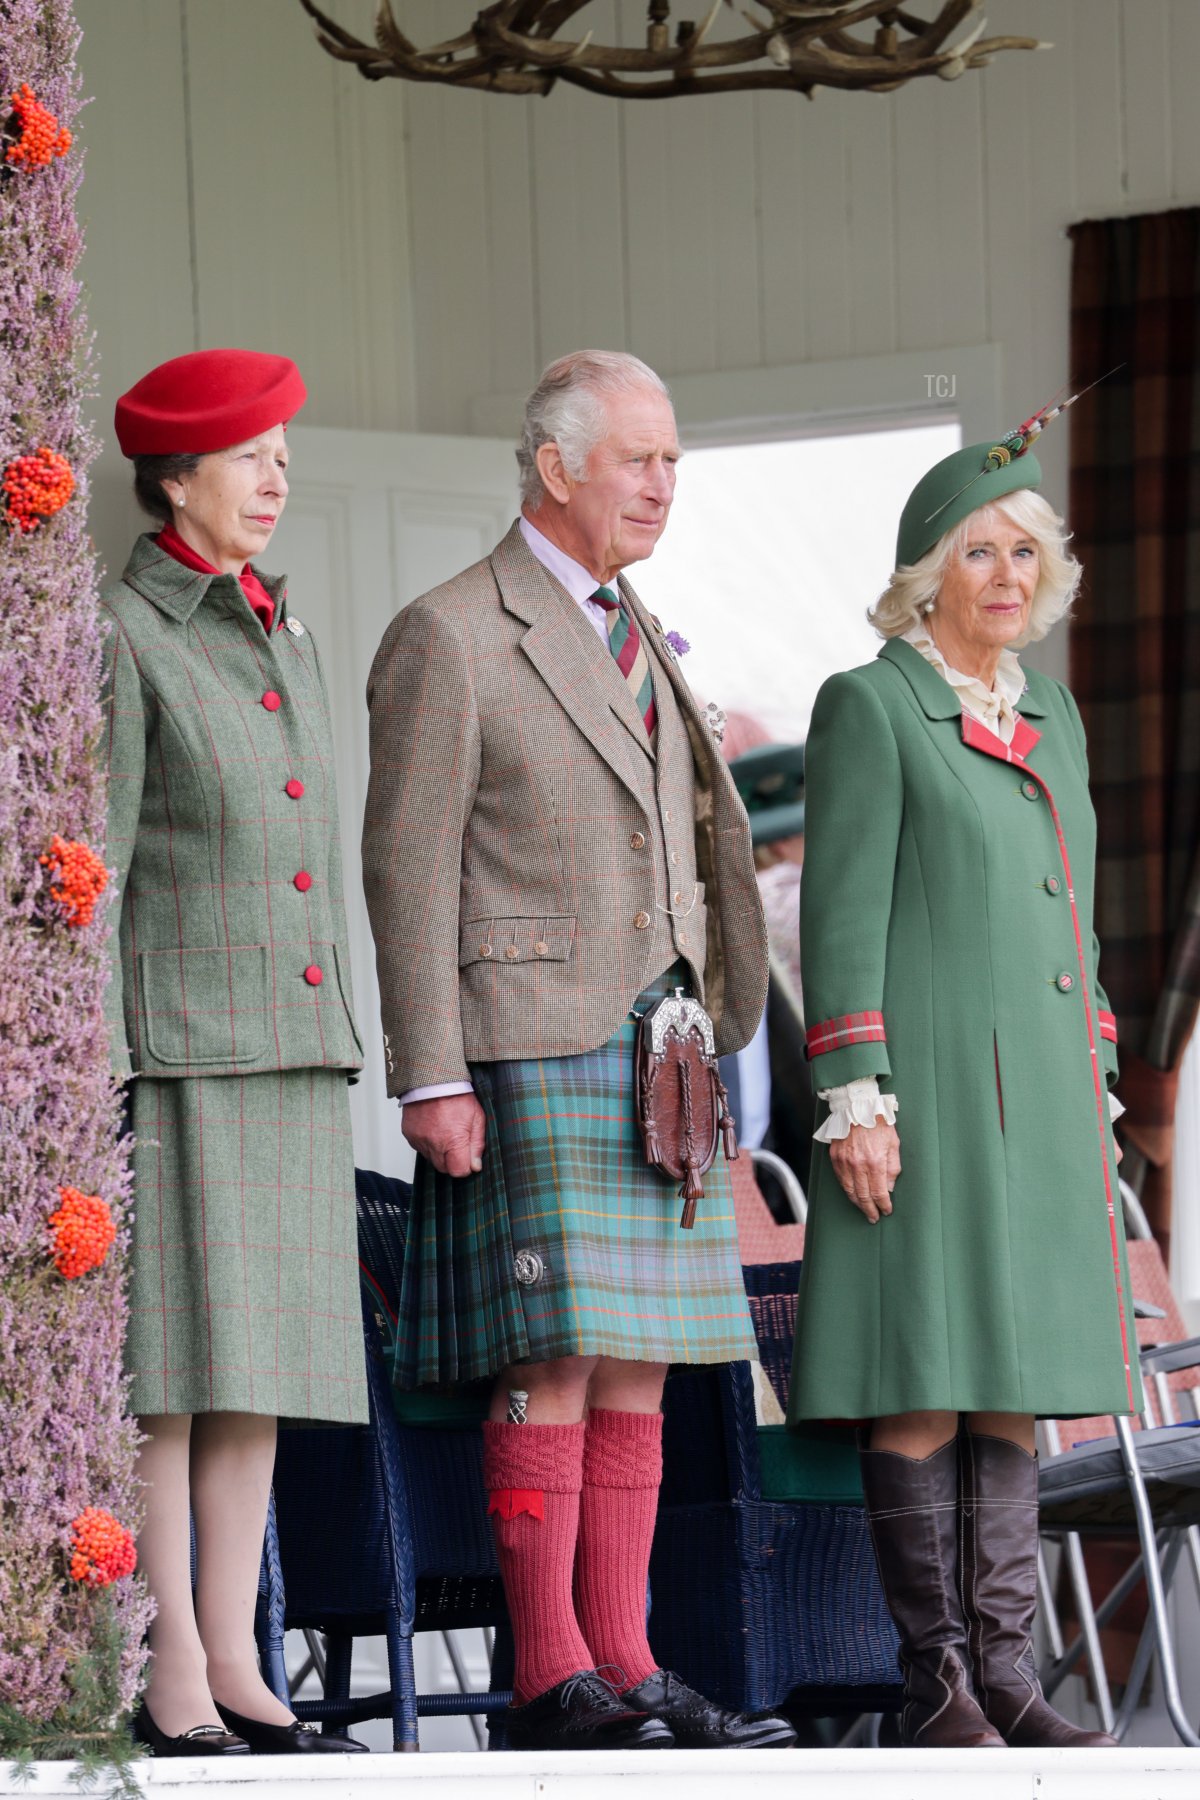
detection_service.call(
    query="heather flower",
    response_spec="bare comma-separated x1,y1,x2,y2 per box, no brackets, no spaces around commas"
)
0,0,151,1754
664,629,691,658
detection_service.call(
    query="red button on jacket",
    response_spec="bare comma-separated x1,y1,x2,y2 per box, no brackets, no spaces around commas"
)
294,870,313,893
262,690,281,712
285,778,305,799
304,964,323,986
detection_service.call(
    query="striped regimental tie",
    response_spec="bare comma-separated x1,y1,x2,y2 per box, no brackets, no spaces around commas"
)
593,586,658,749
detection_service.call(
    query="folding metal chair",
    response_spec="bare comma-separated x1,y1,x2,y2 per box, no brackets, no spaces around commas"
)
1036,1181,1200,1747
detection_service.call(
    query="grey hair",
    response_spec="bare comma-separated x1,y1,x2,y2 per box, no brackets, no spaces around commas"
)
132,451,204,525
517,350,671,508
868,488,1082,648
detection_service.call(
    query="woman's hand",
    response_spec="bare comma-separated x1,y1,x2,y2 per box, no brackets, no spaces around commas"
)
829,1121,901,1225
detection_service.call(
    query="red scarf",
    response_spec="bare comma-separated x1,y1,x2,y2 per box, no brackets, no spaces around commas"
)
156,522,276,635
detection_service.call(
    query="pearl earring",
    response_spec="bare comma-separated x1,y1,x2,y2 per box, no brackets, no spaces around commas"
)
178,495,186,507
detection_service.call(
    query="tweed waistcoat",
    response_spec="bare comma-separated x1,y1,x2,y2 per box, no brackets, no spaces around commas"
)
100,535,363,1081
362,522,768,1096
589,608,704,991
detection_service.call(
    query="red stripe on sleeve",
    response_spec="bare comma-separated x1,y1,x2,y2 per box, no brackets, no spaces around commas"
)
805,1011,887,1059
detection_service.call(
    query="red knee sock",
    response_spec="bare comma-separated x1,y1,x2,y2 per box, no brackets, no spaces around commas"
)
575,1407,663,1691
482,1420,592,1705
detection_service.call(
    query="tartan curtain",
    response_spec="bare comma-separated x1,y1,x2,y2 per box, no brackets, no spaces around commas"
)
1068,207,1200,1254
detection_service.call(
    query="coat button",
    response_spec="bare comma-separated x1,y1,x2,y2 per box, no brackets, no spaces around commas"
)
678,930,687,945
534,941,549,956
673,890,685,904
480,943,493,957
1021,780,1039,801
630,831,646,849
671,851,680,865
1045,875,1062,895
663,808,672,822
285,778,305,799
1056,972,1074,992
504,944,519,959
304,964,323,986
634,911,651,929
262,690,281,712
294,870,312,892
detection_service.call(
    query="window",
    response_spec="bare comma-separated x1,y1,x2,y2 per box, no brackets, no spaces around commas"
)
634,421,961,740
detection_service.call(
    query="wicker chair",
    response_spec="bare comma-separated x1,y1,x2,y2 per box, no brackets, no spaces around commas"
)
263,1169,512,1752
648,1258,902,1722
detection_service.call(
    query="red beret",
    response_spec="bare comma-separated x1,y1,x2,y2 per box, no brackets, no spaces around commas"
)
114,348,307,457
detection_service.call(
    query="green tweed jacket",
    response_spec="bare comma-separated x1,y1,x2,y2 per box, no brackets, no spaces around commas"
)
99,534,363,1081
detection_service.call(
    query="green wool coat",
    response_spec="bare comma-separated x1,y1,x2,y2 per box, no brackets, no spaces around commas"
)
100,535,363,1081
788,639,1143,1423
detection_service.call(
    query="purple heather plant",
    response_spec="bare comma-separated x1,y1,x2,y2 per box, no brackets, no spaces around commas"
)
0,0,152,1760
664,629,691,658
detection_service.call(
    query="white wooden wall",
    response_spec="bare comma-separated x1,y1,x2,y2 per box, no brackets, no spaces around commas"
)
78,0,1200,657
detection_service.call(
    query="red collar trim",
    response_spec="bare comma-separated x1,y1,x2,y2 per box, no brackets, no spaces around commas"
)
960,711,1042,763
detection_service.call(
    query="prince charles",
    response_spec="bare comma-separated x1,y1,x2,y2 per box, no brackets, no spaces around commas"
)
362,350,792,1752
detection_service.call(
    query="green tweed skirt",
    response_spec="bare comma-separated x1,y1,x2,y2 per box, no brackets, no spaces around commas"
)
394,967,757,1388
126,1069,368,1422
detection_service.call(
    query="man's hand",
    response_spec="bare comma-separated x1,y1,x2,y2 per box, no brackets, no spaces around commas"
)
828,1121,901,1225
402,1093,487,1178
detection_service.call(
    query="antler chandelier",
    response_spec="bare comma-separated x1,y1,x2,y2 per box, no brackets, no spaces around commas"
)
297,1,1045,100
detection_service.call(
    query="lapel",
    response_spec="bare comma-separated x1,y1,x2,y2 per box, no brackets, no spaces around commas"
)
491,523,651,799
120,531,289,633
878,636,1045,767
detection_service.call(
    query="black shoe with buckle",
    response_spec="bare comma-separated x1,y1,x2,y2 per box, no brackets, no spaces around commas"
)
132,1702,249,1757
622,1669,798,1748
504,1670,674,1751
215,1701,369,1753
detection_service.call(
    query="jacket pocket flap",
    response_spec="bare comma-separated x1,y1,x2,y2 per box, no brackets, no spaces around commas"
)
140,946,267,1066
460,915,576,968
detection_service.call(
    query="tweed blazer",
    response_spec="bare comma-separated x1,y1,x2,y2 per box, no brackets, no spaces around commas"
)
100,534,363,1081
362,521,768,1096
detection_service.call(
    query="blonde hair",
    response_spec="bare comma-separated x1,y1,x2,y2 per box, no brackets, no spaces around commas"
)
869,489,1082,647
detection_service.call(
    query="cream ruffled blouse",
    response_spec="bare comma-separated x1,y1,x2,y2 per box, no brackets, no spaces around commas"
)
814,624,1122,1142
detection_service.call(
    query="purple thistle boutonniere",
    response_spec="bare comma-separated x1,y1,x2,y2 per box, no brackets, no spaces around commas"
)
664,629,691,660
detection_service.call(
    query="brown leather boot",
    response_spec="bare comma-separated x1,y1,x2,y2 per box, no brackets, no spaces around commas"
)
960,1431,1116,1747
859,1438,1004,1747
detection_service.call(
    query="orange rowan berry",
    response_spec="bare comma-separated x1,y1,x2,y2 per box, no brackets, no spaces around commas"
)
49,1186,116,1279
39,835,108,928
69,1508,136,1587
5,86,71,171
3,447,74,533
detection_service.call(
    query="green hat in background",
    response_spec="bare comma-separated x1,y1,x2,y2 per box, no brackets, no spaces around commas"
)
895,438,1042,570
730,742,805,848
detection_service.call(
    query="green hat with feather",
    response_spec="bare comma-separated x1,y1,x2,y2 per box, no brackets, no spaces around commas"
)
895,440,1042,570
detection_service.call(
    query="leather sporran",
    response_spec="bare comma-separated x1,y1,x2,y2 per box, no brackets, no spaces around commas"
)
634,989,738,1228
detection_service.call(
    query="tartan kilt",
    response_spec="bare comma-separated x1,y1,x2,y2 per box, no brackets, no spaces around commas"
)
126,1069,369,1422
394,966,758,1388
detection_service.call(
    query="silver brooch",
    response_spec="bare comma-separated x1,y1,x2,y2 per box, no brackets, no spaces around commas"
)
704,701,727,744
513,1249,544,1287
285,616,306,637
